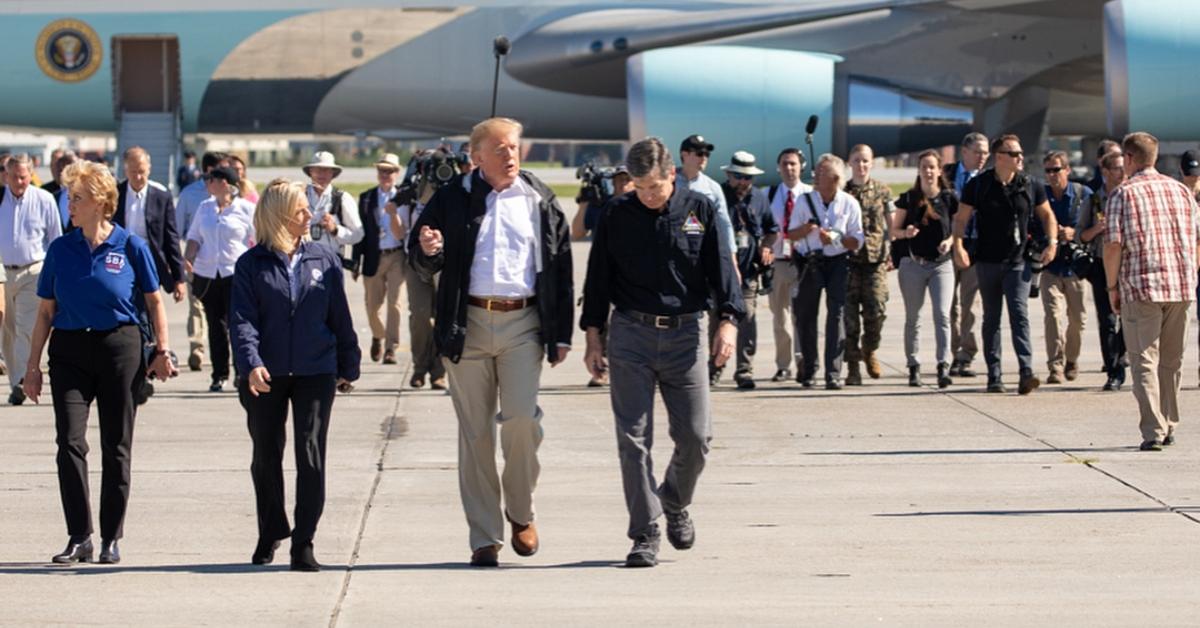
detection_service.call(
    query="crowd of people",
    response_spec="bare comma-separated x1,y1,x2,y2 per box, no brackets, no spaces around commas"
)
0,120,1196,571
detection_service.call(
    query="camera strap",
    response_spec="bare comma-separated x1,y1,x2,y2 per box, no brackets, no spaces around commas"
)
329,185,344,221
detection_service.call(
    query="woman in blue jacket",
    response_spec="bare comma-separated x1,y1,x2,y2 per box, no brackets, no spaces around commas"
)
231,179,360,572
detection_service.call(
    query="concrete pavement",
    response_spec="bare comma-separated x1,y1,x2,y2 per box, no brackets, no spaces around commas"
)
1,226,1198,626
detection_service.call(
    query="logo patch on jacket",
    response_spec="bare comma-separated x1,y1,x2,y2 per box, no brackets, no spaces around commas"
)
104,252,126,274
309,267,324,287
682,213,705,235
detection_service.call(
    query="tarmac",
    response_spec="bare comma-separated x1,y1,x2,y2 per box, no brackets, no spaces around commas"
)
1,208,1199,626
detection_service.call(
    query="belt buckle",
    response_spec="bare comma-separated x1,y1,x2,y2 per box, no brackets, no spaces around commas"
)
653,315,671,329
486,299,496,312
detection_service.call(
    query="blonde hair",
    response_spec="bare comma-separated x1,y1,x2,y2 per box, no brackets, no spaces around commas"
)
122,146,150,165
1122,132,1159,168
62,160,119,219
469,117,523,153
254,178,308,255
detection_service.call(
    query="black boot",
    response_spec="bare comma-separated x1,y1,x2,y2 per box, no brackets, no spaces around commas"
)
908,365,921,387
937,362,953,389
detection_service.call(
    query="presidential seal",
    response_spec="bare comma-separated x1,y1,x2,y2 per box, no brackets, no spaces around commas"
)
35,19,102,82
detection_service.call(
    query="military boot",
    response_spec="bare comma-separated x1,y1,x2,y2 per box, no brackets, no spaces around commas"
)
845,361,863,386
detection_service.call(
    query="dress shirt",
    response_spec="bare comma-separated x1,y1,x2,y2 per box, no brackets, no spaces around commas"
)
580,187,744,331
788,189,865,256
955,162,981,238
276,249,305,304
124,182,149,240
58,189,71,230
175,179,210,240
764,181,812,258
677,171,735,253
186,197,256,279
375,185,401,250
0,186,62,266
306,185,364,256
1105,168,1200,303
470,177,541,298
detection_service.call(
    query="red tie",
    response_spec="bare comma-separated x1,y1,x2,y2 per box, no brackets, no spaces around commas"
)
783,190,795,258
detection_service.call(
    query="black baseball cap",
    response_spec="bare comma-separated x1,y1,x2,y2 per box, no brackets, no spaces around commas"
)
1182,150,1200,177
680,134,714,154
205,165,240,186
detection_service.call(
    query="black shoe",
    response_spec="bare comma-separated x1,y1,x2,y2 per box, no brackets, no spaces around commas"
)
290,543,320,572
958,363,977,378
800,378,815,388
209,379,225,393
134,380,154,406
252,538,281,565
98,539,120,564
708,368,722,387
625,531,661,568
986,380,1007,393
735,377,756,390
825,378,843,390
937,363,952,389
771,369,791,383
9,385,25,406
52,537,93,564
908,365,921,387
1018,373,1040,395
1163,433,1176,447
664,510,695,550
948,361,963,377
1139,440,1163,451
1102,376,1118,392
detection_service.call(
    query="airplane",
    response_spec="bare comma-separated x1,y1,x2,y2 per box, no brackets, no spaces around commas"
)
1,0,1196,184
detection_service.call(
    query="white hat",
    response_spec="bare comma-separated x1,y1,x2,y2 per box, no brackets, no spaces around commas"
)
302,151,343,177
375,153,402,171
720,151,765,176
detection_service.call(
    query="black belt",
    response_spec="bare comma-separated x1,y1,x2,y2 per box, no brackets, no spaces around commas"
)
4,261,36,270
618,309,701,330
380,246,403,254
812,252,849,263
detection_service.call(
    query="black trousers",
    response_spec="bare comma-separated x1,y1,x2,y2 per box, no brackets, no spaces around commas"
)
49,325,144,540
238,374,336,545
194,275,233,381
1087,263,1126,375
792,255,849,382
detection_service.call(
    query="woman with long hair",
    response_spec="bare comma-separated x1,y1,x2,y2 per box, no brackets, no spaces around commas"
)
229,154,259,203
891,150,958,388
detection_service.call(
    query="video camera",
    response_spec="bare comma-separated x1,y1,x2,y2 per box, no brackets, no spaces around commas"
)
394,148,466,207
575,161,620,206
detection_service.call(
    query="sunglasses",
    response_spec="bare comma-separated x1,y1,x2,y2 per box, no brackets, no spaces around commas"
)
999,151,1024,159
1044,166,1067,174
731,173,754,181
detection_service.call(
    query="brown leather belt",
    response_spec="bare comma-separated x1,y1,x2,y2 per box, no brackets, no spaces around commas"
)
467,296,537,312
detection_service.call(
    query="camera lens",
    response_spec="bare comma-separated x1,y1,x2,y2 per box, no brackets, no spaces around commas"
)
310,223,324,240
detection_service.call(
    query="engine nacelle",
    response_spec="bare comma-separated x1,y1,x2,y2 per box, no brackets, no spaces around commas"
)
1105,0,1200,139
627,46,836,184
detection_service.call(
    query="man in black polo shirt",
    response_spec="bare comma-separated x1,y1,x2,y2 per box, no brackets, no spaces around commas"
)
952,134,1058,395
581,137,743,568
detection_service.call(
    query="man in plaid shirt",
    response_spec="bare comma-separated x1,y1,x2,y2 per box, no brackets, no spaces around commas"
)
1103,132,1200,451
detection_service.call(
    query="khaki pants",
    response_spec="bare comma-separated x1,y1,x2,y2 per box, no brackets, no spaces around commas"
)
1121,300,1189,443
1040,273,1087,374
951,265,980,364
363,248,407,351
443,304,544,551
768,259,798,371
3,261,42,389
187,281,207,355
405,264,444,379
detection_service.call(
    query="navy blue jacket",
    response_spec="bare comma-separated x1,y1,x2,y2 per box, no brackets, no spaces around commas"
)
231,241,361,381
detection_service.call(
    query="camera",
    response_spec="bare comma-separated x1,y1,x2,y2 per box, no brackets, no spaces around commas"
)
575,161,618,206
1059,241,1096,277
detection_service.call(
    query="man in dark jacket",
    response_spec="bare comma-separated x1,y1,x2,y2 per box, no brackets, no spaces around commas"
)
410,117,573,568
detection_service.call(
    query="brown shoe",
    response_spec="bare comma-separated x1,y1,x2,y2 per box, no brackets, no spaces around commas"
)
864,353,882,379
430,377,448,390
369,338,382,363
187,350,203,372
410,374,425,389
507,513,539,557
382,349,396,365
1064,362,1079,381
469,544,500,567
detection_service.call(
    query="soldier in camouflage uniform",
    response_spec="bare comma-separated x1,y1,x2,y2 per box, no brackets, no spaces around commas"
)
843,145,894,386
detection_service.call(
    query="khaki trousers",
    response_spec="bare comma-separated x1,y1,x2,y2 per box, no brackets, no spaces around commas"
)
951,265,980,364
768,259,799,371
1040,273,1087,374
3,261,42,389
1121,300,1189,442
405,264,444,379
443,304,544,551
363,249,406,351
187,281,207,354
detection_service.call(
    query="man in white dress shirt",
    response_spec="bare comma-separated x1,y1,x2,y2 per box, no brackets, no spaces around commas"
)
352,154,406,365
0,154,63,404
411,117,574,568
302,152,364,264
176,151,231,371
763,148,812,383
787,154,865,390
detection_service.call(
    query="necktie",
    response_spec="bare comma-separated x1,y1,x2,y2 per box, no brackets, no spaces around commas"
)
783,190,795,258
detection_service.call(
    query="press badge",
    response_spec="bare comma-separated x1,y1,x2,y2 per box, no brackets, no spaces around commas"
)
104,252,126,274
682,213,705,235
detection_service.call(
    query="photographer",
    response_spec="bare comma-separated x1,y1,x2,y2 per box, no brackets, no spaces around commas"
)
713,151,777,389
571,164,633,241
1035,151,1090,385
1078,150,1127,390
301,152,364,261
952,134,1058,396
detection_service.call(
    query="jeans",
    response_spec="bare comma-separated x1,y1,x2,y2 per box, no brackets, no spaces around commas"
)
975,261,1035,380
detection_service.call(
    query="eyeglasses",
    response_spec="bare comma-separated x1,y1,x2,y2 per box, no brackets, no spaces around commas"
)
1044,166,1066,174
731,173,754,181
694,151,710,158
999,151,1024,159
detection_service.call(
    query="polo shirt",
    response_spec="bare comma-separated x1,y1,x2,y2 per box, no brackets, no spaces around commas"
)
37,225,159,331
960,169,1047,264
